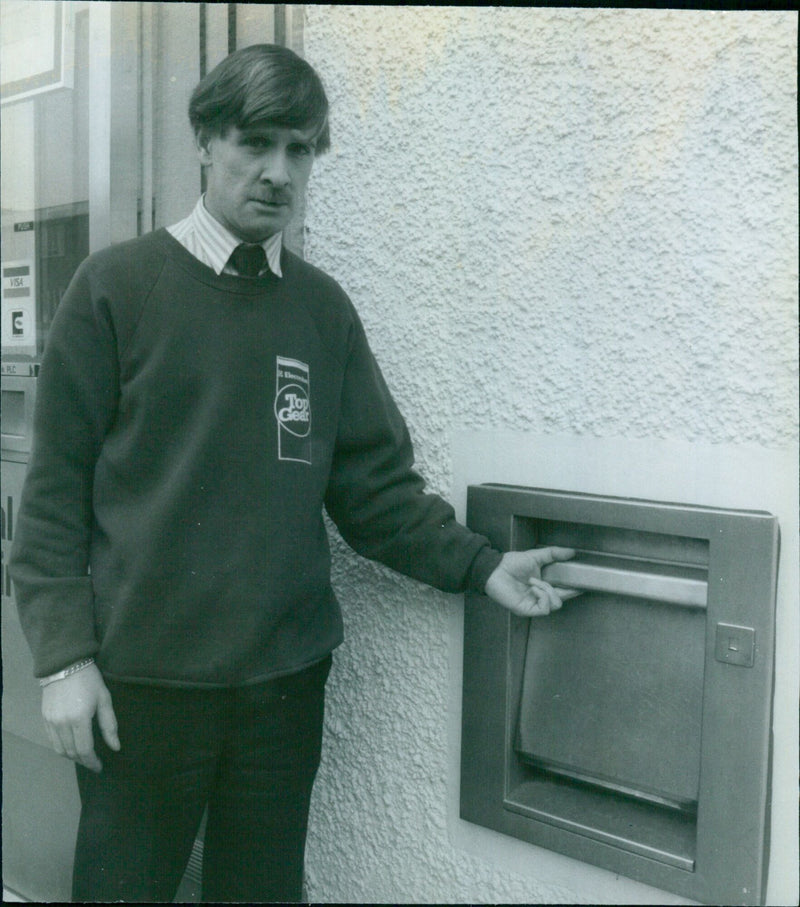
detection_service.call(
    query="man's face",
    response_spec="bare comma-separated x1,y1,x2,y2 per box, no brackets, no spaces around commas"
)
197,123,317,242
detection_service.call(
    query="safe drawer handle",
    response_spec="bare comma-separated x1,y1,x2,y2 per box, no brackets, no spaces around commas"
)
541,554,708,608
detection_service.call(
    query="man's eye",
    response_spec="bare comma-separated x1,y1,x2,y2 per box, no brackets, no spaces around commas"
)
289,144,313,157
244,136,271,148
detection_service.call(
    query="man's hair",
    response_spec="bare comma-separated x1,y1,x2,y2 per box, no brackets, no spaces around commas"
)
189,44,330,153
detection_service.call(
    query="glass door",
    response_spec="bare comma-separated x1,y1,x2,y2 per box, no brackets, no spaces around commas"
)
1,1,143,364
1,1,89,362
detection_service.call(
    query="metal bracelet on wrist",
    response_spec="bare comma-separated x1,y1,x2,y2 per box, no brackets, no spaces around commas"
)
39,657,96,687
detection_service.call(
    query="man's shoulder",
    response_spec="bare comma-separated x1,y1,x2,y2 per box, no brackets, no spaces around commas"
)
83,230,170,279
66,232,170,308
281,247,350,304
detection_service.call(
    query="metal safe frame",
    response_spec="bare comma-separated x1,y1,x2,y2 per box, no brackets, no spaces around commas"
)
461,485,779,906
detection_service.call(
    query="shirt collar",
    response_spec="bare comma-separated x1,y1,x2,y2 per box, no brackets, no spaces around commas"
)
193,195,283,278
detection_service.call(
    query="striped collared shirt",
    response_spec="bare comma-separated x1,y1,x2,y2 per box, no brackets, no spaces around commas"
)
167,196,283,278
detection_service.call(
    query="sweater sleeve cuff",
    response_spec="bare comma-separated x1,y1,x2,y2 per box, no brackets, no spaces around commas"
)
465,546,503,594
10,575,100,678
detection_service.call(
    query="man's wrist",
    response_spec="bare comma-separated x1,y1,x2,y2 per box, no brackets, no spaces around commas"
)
39,657,96,687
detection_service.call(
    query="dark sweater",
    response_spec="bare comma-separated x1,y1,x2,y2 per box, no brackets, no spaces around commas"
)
10,230,501,686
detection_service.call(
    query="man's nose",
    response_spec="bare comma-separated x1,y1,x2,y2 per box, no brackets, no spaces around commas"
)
260,150,290,187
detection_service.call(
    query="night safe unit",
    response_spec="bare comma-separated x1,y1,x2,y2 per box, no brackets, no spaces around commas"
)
461,485,779,906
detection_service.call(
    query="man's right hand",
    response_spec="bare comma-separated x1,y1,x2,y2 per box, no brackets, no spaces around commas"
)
41,664,120,773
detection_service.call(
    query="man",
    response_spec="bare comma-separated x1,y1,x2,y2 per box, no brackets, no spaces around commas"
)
10,44,574,903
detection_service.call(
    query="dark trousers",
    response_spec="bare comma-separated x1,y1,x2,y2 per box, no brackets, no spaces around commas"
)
72,655,331,903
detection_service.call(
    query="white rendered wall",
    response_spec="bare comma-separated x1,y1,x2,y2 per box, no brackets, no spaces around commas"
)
300,8,798,904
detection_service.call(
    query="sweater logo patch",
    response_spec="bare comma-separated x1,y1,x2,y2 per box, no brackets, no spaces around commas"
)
275,356,311,464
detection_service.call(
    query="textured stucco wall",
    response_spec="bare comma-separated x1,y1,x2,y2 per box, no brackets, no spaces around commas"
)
299,8,798,904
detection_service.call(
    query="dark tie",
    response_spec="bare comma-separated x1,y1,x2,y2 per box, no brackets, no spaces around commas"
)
230,243,267,278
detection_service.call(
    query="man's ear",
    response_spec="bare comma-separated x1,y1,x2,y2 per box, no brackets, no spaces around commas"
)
195,129,213,166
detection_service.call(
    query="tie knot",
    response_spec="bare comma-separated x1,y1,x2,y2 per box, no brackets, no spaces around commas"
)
230,243,267,278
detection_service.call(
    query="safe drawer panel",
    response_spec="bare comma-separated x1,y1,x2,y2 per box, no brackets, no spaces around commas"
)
516,592,705,808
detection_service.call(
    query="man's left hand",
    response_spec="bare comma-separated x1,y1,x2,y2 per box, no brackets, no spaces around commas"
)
484,547,579,617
